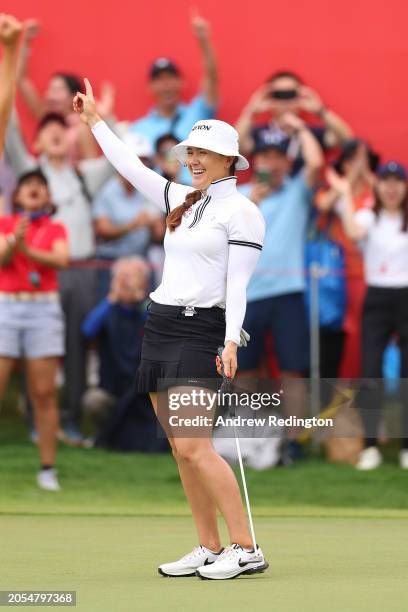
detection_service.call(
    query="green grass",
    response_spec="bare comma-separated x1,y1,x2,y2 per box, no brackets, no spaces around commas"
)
1,398,408,611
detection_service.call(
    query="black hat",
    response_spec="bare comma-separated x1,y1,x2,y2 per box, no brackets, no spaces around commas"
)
333,138,380,174
253,127,290,155
17,168,48,188
149,57,180,80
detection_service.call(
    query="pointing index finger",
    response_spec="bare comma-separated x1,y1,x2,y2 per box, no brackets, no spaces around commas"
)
84,77,93,98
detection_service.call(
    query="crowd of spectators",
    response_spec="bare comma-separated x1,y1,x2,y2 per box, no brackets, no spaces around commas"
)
1,12,407,488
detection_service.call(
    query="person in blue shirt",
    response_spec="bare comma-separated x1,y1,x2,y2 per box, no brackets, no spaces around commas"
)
239,113,323,371
128,12,218,150
236,70,352,175
238,112,323,463
82,257,167,451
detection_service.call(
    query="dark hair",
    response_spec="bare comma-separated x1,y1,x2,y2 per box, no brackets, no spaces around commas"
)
52,72,83,95
334,139,380,175
166,160,237,232
266,70,303,85
155,133,180,154
12,180,56,216
37,112,67,133
373,183,408,231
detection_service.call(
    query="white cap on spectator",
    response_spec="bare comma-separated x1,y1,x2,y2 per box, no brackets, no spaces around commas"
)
122,132,153,159
172,120,249,170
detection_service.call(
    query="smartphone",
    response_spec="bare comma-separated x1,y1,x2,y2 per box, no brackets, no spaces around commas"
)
255,169,272,185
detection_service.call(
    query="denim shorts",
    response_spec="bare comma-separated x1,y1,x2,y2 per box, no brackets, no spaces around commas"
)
0,299,65,359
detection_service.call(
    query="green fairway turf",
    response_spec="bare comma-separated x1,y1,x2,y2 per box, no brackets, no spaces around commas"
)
1,403,408,611
1,516,408,612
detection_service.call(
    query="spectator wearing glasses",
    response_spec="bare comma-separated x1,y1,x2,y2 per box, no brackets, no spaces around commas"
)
236,71,352,175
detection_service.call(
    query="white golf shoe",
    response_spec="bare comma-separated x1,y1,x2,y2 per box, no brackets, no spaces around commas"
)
356,446,382,470
37,468,61,492
158,545,222,577
399,450,408,469
196,544,268,580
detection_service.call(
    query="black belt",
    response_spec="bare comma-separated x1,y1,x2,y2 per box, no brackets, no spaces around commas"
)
148,300,225,318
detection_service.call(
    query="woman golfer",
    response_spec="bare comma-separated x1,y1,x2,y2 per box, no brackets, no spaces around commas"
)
74,79,267,580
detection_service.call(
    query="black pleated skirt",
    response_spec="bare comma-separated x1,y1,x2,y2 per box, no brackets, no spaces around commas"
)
135,301,226,392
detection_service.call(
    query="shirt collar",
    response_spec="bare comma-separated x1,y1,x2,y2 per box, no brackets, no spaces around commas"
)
206,176,238,198
149,103,184,119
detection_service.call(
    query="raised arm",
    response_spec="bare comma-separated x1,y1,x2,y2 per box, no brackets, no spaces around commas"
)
281,112,323,188
191,10,218,108
0,14,23,154
298,85,353,147
235,84,274,156
73,79,183,212
325,167,368,241
16,20,45,120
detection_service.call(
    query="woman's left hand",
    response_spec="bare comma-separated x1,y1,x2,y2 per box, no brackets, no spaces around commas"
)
73,78,101,127
216,341,238,379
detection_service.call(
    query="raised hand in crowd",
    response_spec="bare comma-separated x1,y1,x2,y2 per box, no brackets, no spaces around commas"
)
17,20,113,161
325,166,351,196
96,81,116,121
346,142,375,187
0,13,23,154
249,181,271,205
191,8,218,108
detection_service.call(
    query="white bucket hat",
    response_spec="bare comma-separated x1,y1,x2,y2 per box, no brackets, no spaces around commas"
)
172,119,249,171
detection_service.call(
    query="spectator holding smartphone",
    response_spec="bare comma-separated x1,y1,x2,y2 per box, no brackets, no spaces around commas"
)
236,71,352,174
0,169,68,490
238,113,323,461
329,162,408,470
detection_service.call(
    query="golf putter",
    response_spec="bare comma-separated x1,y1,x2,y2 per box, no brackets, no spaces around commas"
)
217,347,257,552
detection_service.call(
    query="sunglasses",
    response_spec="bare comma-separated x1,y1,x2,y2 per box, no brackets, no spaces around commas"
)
270,89,298,100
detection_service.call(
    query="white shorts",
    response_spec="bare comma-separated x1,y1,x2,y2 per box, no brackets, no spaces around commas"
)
0,299,65,359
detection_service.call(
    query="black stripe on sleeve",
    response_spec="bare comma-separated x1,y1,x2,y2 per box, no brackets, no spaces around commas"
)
164,181,171,215
228,239,263,251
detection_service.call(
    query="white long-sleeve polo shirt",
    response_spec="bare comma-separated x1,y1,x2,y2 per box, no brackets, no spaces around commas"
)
91,121,265,345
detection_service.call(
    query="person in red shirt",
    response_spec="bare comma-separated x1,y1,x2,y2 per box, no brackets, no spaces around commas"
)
0,169,69,491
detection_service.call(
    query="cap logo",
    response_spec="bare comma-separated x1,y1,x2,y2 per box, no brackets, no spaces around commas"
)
191,125,211,131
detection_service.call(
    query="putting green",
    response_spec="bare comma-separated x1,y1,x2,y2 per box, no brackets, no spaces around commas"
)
1,515,408,612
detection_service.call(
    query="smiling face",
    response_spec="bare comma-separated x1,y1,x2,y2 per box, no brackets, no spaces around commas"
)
376,175,407,212
14,177,50,212
186,147,235,190
149,72,183,112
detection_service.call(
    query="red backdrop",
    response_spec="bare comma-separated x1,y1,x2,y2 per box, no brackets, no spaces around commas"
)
4,0,408,165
